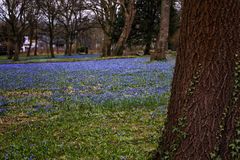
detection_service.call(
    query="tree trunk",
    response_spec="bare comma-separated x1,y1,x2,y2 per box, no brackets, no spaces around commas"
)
34,24,38,56
154,1,240,159
27,29,34,57
69,33,74,56
112,0,136,56
34,34,38,56
102,33,112,57
49,30,55,58
144,41,151,55
13,40,20,61
65,36,70,56
75,33,79,54
69,42,72,56
56,39,59,54
49,42,54,58
151,0,170,61
7,38,14,60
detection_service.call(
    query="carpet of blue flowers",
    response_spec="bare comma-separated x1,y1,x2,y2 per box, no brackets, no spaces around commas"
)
0,57,175,159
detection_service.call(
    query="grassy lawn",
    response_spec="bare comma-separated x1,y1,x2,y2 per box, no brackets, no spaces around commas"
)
0,54,144,64
0,57,174,159
0,54,100,64
0,96,168,159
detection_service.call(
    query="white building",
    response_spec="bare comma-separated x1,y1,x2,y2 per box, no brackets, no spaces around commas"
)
22,36,37,52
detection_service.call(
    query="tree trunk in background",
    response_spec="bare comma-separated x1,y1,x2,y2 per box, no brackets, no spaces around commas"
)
65,36,70,56
13,40,20,61
144,36,152,55
151,0,170,61
154,0,240,159
34,34,38,56
65,33,74,56
69,33,74,56
69,42,73,56
112,0,136,56
27,28,34,57
49,29,55,58
34,24,38,56
75,33,79,54
7,38,14,59
144,0,158,56
102,33,112,57
49,42,54,58
144,40,151,55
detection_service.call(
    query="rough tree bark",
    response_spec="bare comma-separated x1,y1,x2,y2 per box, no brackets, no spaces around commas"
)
112,0,136,56
151,0,170,61
154,0,240,159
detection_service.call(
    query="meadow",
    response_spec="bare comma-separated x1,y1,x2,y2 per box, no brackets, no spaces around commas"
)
0,56,175,159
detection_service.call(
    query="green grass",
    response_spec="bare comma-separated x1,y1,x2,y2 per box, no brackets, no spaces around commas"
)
0,93,169,159
0,55,174,159
0,55,144,64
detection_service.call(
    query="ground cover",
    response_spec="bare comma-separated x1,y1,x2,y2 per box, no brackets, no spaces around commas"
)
0,57,175,159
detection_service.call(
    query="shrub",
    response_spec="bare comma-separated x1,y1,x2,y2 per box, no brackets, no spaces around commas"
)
77,46,88,53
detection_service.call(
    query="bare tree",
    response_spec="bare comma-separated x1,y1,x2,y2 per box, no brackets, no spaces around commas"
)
26,0,40,57
89,0,136,57
0,0,31,61
37,0,58,58
112,0,136,56
56,0,86,56
89,0,118,57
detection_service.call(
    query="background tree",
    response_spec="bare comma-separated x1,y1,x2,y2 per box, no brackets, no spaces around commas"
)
125,0,179,55
56,0,85,56
168,1,180,51
89,0,118,57
33,17,40,56
112,0,137,56
151,0,171,61
126,0,161,55
0,0,31,61
154,0,240,159
37,0,58,58
26,0,39,57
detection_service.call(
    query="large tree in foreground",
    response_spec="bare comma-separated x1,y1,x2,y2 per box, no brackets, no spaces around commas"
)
154,0,240,159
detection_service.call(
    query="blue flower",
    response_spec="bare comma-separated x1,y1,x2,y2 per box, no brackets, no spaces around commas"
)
0,57,175,106
0,108,8,115
53,97,65,103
